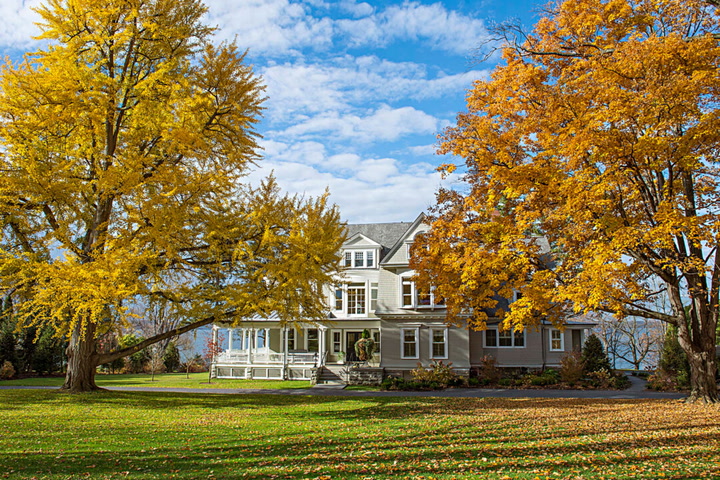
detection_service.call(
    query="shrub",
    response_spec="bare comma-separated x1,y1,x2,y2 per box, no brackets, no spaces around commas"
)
0,360,15,380
647,370,681,391
380,376,406,390
410,360,464,388
478,355,502,384
611,374,631,389
497,378,513,387
560,350,585,383
582,333,612,374
586,369,613,388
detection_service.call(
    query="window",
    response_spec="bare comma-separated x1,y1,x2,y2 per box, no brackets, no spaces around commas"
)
341,250,377,268
370,283,378,311
256,329,267,349
372,330,380,354
550,329,564,351
400,278,445,308
332,330,342,353
485,328,525,348
402,279,413,307
430,328,447,359
333,286,343,310
347,283,366,314
307,329,319,352
286,328,296,350
401,328,419,359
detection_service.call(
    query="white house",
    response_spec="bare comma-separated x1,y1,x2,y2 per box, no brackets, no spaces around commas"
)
211,214,593,384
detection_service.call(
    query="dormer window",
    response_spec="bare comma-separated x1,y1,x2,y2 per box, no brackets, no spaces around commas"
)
342,249,376,268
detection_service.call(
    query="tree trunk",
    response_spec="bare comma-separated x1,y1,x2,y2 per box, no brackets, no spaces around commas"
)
61,322,101,392
676,310,718,403
686,348,718,403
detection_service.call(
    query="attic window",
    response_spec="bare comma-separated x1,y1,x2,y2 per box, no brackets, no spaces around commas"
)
342,250,376,268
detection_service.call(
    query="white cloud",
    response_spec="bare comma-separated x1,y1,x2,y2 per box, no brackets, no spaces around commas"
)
338,0,374,18
336,1,490,55
260,56,488,124
0,0,43,50
205,0,334,56
249,155,445,223
279,105,440,143
406,144,437,157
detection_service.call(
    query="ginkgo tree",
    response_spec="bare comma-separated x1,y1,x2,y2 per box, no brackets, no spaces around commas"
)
413,0,720,402
0,0,345,392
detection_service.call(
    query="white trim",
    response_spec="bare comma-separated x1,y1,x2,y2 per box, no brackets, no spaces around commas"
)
400,327,420,359
484,327,526,348
342,248,379,269
549,328,565,351
399,274,445,309
429,327,448,359
330,329,342,354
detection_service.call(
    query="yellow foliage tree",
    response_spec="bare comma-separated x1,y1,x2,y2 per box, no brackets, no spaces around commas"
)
0,0,345,392
413,0,720,403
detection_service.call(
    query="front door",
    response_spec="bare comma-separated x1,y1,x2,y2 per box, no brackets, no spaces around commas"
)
346,331,362,362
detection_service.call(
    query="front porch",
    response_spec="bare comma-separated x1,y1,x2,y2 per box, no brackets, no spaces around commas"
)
210,322,381,381
211,324,327,380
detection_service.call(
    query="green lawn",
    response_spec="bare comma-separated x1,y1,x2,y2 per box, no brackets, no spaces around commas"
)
1,390,718,479
0,372,311,389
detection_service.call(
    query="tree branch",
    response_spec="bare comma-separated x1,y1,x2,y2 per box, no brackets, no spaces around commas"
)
95,309,236,365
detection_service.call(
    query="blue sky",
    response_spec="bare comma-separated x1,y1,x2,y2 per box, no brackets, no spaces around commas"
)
0,0,545,223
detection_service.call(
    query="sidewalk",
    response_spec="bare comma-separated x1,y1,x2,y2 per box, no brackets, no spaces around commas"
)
0,375,687,400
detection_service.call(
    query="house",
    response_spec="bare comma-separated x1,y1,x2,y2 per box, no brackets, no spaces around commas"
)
211,214,593,384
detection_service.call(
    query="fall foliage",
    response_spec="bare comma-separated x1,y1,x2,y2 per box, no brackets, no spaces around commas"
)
0,0,345,391
413,0,720,402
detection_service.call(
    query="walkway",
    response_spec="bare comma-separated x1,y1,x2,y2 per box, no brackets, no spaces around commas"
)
0,375,688,400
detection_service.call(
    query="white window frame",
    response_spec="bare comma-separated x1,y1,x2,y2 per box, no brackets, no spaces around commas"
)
400,327,419,359
286,328,296,351
306,328,319,352
484,327,526,348
341,249,377,269
399,277,444,309
370,282,378,312
429,327,448,359
346,283,367,315
333,286,343,311
549,329,565,351
331,329,343,354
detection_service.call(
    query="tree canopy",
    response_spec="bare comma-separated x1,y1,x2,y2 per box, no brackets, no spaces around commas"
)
0,0,345,391
412,0,720,402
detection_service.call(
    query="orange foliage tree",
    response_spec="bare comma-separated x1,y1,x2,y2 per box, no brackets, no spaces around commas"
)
412,0,720,403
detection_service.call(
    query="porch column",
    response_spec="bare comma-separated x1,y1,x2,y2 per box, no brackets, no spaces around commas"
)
319,326,327,366
282,326,288,380
227,328,234,352
248,328,254,364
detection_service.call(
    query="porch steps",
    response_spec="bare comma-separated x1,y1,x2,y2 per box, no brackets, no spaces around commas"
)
315,366,346,386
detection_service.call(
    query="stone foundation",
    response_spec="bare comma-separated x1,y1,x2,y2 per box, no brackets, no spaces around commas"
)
346,367,384,386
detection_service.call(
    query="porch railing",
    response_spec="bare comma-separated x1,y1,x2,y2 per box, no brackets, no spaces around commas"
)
215,351,318,365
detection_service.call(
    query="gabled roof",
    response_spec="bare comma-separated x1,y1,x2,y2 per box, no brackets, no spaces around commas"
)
345,218,417,260
379,213,426,264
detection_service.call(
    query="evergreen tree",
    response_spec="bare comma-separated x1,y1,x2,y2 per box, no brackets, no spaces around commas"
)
162,341,181,373
658,326,690,387
582,334,612,374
